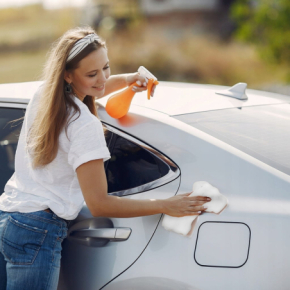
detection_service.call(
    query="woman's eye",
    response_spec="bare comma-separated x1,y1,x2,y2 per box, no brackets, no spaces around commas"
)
88,74,97,77
104,66,110,70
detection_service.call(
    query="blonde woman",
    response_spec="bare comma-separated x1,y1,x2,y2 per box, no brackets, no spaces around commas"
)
0,27,210,290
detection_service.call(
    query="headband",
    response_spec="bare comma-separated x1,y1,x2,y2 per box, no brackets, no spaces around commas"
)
67,34,100,63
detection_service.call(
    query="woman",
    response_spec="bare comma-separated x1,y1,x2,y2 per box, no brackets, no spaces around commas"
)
0,27,210,290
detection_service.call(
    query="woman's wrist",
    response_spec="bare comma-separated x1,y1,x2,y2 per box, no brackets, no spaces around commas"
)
156,199,166,215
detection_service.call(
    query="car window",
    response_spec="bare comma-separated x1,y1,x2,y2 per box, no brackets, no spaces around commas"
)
0,107,25,194
174,104,290,176
106,134,170,195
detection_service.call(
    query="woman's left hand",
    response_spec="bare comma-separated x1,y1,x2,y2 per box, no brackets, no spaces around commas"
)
126,72,156,97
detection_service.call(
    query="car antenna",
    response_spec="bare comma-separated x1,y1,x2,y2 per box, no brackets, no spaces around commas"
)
215,82,248,100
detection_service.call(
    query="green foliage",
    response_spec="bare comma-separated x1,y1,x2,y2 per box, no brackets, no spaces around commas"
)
231,0,290,64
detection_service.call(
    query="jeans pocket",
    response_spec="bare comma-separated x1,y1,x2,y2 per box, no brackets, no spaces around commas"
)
1,216,47,265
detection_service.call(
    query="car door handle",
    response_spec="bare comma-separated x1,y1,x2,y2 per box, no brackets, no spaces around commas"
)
70,227,131,241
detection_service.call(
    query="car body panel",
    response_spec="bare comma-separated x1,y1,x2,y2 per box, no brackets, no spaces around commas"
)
0,81,42,104
1,81,290,290
96,87,290,289
101,118,290,288
104,277,200,290
106,211,290,290
58,178,180,290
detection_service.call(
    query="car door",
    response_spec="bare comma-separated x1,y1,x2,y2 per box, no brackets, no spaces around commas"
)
58,124,180,290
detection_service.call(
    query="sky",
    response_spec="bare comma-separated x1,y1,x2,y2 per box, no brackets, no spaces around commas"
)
0,0,87,9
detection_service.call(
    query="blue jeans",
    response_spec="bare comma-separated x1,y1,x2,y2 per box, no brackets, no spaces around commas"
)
0,210,68,290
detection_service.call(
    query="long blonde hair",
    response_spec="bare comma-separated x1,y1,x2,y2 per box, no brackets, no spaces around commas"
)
28,27,106,168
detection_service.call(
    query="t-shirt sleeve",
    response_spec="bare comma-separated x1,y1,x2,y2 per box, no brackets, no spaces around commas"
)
68,119,111,171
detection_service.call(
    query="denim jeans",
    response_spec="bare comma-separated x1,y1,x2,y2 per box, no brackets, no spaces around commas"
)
0,210,68,290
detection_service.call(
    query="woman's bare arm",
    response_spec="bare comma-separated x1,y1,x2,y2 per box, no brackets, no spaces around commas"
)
76,159,210,218
103,73,152,97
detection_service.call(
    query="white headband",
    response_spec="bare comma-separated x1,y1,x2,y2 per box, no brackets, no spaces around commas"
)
67,34,100,63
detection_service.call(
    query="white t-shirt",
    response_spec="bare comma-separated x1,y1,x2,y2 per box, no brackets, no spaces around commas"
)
0,85,111,220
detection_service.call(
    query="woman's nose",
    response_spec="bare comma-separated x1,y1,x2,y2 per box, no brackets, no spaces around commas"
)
99,70,107,83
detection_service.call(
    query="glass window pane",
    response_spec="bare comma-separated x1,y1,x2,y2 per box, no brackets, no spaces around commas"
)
106,135,169,194
0,107,25,194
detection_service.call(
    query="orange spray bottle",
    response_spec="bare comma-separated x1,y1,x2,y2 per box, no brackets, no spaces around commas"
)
105,66,159,119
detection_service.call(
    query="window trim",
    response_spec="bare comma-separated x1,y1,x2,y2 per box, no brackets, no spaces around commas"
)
0,103,27,109
102,123,180,197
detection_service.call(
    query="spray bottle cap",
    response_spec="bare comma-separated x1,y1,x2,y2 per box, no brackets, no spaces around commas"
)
138,66,159,100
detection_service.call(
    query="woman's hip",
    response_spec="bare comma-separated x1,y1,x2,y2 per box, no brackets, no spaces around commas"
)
0,210,67,261
0,209,67,289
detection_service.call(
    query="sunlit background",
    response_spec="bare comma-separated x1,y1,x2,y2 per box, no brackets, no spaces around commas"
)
0,0,289,95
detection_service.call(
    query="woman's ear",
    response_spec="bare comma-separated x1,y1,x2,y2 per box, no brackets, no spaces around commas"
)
64,70,72,84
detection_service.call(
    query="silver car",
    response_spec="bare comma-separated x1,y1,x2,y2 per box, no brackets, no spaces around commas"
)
1,81,290,290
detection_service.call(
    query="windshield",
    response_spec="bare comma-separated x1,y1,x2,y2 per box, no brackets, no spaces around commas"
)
174,104,290,176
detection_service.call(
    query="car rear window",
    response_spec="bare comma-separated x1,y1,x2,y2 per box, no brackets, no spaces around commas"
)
0,107,25,193
106,134,170,195
174,104,290,176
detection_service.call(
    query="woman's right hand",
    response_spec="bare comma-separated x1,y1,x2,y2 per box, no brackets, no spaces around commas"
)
162,193,211,217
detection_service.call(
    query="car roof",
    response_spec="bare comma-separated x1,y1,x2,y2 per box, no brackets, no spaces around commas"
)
0,81,43,104
121,81,290,116
0,81,289,115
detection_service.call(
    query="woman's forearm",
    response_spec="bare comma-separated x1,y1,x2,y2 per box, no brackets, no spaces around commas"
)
77,159,209,219
104,74,128,96
91,195,165,218
103,72,148,97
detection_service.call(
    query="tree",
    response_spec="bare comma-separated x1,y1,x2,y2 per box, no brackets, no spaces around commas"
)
230,0,290,64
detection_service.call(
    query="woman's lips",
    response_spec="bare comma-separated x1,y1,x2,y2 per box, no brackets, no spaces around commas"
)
93,85,104,91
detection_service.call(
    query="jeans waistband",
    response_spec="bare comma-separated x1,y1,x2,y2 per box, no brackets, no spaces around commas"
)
42,208,71,227
0,209,71,228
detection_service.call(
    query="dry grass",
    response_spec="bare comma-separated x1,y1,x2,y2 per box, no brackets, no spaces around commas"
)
0,50,47,83
106,26,289,89
0,5,288,90
0,5,78,50
0,4,78,83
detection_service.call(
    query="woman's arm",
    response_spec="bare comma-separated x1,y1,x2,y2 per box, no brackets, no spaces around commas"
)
76,159,210,218
103,73,155,97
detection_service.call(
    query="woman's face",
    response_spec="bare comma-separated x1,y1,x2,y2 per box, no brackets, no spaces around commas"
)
65,47,110,101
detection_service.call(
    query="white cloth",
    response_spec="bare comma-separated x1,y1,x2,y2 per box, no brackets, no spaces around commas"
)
162,181,228,236
67,34,100,63
0,85,110,220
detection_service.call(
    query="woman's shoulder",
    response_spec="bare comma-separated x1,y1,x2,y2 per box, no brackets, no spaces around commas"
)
66,97,101,137
72,96,99,122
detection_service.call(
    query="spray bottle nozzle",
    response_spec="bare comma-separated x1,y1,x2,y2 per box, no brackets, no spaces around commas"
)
138,66,157,82
137,66,159,99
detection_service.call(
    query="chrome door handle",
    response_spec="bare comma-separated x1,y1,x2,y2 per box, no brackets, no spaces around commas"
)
70,227,131,241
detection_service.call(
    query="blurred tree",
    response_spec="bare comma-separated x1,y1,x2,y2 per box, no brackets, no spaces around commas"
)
231,0,290,64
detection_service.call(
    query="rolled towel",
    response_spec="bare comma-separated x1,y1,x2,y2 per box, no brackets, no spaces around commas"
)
162,181,228,236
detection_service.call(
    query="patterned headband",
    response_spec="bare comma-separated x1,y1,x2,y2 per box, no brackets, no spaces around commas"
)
66,34,100,63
